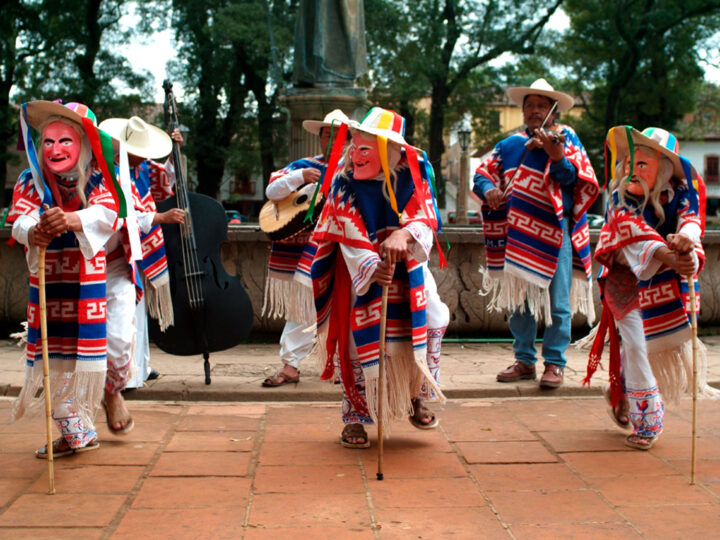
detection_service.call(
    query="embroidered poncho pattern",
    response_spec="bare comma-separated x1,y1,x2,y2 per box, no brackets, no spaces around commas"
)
311,162,444,425
477,124,599,324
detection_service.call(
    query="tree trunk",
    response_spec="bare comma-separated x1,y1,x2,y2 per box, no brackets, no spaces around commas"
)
428,83,448,208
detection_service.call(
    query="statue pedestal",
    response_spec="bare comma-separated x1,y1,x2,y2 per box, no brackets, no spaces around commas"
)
280,87,368,161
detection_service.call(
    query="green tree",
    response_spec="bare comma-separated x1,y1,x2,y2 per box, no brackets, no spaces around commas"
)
560,0,720,161
364,0,563,206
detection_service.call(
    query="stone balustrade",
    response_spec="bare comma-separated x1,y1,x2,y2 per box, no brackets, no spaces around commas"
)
2,226,720,334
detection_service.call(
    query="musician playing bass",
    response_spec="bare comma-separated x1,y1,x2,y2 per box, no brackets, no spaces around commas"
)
261,109,349,387
472,78,599,389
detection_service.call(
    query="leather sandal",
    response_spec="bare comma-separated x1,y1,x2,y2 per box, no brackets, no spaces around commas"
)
602,384,631,431
409,398,439,430
624,434,657,451
262,370,300,387
36,437,99,459
103,398,135,436
341,423,371,449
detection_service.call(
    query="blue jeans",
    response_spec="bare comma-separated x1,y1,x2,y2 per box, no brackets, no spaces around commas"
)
509,219,572,368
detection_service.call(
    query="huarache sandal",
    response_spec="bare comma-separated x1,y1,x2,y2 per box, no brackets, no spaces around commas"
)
103,398,135,435
409,398,439,430
35,437,100,459
602,385,631,431
624,434,657,451
341,423,371,449
262,370,300,387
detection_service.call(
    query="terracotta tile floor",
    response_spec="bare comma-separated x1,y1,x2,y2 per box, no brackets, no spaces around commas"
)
1,396,719,538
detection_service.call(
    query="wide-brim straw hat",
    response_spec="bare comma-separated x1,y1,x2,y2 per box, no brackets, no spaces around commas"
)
302,109,351,136
606,125,687,180
506,78,575,112
99,116,172,160
348,107,408,147
23,100,101,131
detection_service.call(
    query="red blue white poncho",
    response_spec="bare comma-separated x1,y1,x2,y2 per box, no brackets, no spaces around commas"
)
475,124,599,324
311,159,445,424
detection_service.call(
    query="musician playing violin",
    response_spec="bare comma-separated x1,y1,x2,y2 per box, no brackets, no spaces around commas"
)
261,109,350,387
472,78,599,390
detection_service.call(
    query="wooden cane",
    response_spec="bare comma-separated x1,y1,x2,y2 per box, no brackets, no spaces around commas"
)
688,273,698,485
377,284,389,481
37,218,55,494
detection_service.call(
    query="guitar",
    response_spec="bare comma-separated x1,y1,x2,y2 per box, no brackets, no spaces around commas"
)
259,182,325,241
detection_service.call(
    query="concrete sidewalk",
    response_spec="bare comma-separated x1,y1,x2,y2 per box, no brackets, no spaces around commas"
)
2,336,720,401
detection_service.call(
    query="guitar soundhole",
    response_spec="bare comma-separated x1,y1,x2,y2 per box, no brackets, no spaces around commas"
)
295,194,308,205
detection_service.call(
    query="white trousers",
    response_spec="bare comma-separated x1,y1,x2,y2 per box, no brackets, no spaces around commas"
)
279,319,315,369
105,258,136,393
125,296,151,389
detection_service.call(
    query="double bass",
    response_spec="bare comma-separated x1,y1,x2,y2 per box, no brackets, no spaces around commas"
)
148,80,254,384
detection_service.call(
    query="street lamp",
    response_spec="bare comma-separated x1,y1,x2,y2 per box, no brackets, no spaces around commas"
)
456,125,471,225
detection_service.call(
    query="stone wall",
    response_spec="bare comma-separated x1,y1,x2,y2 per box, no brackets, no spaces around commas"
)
2,226,720,334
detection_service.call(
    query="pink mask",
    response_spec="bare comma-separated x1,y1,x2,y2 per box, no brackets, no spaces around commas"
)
42,121,81,174
625,148,659,196
350,133,382,180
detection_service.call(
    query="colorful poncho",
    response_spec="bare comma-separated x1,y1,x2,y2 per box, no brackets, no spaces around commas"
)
262,155,325,325
475,124,599,325
585,183,717,404
7,168,117,423
131,161,174,330
311,160,444,425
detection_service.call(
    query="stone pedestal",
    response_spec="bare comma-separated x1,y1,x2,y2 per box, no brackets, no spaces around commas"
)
280,87,368,161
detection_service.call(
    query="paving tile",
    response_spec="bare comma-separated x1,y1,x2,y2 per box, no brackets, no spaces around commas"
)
258,441,359,466
75,440,159,466
561,451,679,477
368,477,486,508
151,451,251,477
509,522,642,539
373,506,508,539
253,465,364,494
0,528,104,539
469,463,585,491
361,451,468,478
176,414,260,432
248,492,370,528
457,441,558,464
27,465,144,493
112,507,245,539
0,432,52,453
266,404,340,424
487,490,621,525
660,458,720,485
132,477,252,508
619,504,720,539
381,429,455,453
587,474,717,506
0,478,31,507
165,430,256,452
95,419,170,442
442,418,538,442
263,421,344,443
0,494,126,527
244,527,374,539
649,434,720,460
186,403,266,416
538,429,629,453
1,453,47,478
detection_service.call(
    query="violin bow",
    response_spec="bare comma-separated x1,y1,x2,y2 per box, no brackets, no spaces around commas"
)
501,100,559,199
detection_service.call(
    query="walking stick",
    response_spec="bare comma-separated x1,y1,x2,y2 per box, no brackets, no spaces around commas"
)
376,283,389,481
37,216,55,494
688,273,698,485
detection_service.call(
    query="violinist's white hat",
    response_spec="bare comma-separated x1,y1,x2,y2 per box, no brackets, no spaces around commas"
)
507,78,575,112
302,109,350,136
99,116,172,160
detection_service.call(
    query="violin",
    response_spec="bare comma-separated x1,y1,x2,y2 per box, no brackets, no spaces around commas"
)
147,80,254,384
525,125,566,148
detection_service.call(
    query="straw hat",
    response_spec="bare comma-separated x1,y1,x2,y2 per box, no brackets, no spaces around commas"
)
302,109,351,136
348,107,408,147
506,78,575,112
606,126,686,179
22,100,101,131
99,116,172,160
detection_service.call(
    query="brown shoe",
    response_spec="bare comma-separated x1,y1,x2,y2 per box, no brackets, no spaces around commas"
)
497,361,536,382
540,364,564,388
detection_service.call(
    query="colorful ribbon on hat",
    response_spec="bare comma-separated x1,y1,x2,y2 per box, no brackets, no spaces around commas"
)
19,103,54,213
81,116,127,220
305,120,348,223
